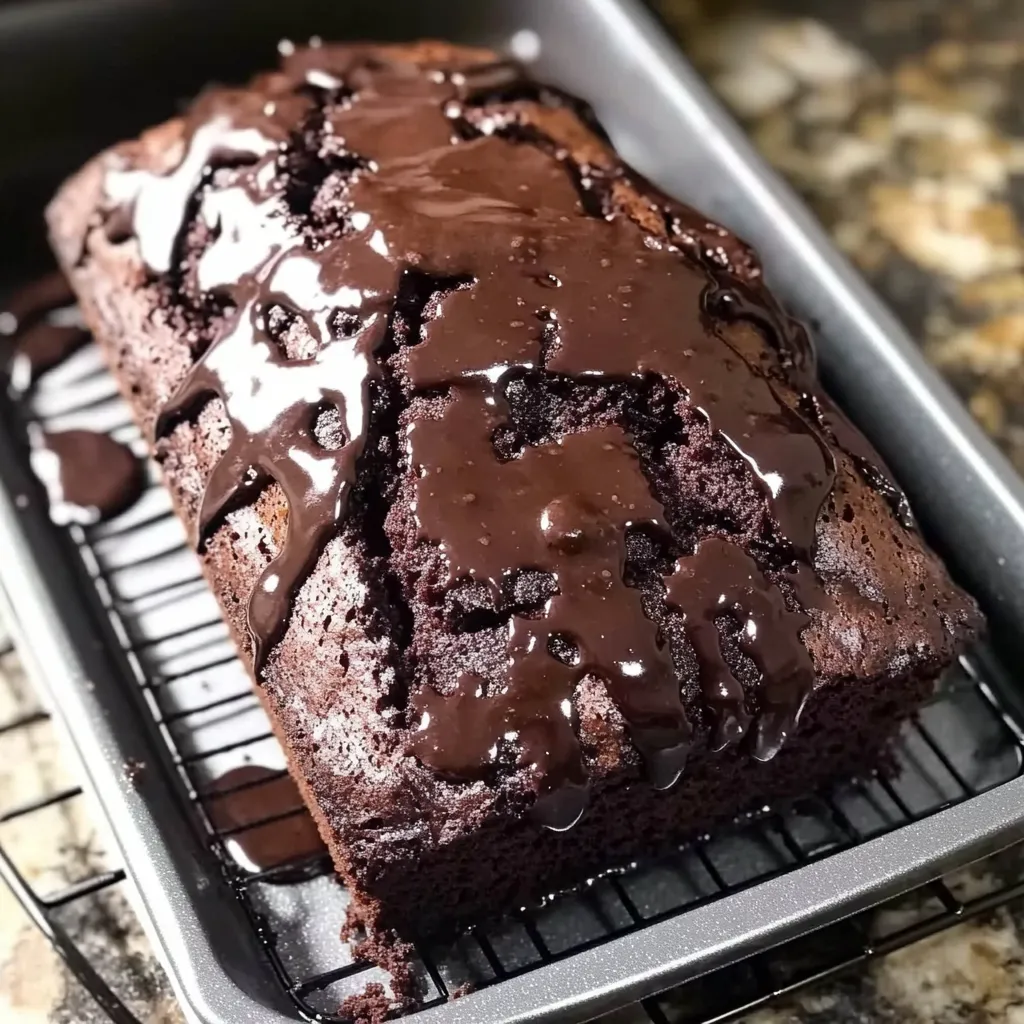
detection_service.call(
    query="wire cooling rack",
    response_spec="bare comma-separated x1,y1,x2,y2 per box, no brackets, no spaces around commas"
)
2,343,1024,1023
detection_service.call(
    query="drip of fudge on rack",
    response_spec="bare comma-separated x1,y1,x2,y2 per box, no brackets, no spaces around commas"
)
2,273,143,523
0,270,91,392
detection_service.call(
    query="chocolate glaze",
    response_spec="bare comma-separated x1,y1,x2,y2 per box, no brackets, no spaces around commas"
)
105,47,915,829
803,392,915,530
205,765,327,880
665,538,814,759
1,271,90,391
156,249,393,668
671,214,915,530
411,395,691,828
31,429,143,526
0,270,75,327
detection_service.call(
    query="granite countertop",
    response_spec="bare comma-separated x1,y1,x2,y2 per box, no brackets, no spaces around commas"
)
662,0,1024,475
4,1,1024,1021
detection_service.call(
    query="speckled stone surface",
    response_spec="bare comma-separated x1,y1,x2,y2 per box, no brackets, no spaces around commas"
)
4,2,1024,1022
0,632,183,1024
658,0,1024,474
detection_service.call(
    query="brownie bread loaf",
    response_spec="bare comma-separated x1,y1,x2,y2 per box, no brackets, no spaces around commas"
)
47,40,981,943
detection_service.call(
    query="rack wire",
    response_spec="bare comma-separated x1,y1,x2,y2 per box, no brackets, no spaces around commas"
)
2,339,1024,1022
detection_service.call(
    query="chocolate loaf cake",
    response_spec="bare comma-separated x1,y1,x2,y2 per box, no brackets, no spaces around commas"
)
47,40,981,943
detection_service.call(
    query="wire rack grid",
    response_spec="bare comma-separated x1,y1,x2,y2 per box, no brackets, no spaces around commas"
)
1,340,1024,1023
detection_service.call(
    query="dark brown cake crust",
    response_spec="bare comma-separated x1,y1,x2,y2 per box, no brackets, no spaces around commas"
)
47,41,980,943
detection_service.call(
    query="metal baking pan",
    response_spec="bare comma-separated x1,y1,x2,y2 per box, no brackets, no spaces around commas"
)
2,0,1024,1022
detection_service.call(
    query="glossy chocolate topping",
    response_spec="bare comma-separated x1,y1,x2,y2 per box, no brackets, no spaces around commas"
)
30,428,143,526
104,45,912,828
665,538,814,759
410,395,691,828
206,765,327,880
1,271,90,392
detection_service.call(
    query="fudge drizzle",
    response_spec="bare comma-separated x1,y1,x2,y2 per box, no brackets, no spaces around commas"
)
105,46,905,827
30,428,143,526
1,271,91,393
206,765,327,880
2,274,145,525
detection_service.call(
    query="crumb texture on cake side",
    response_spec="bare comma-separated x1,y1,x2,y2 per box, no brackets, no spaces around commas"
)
45,40,981,940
